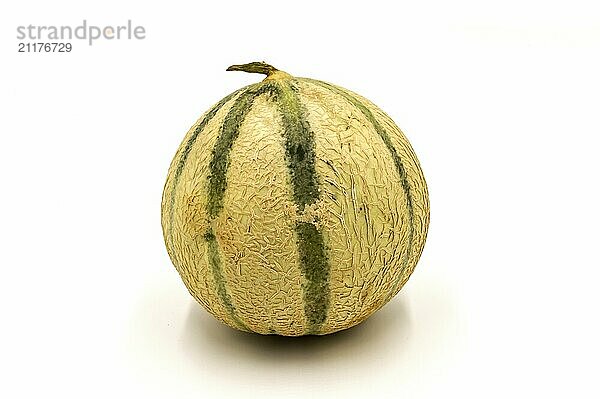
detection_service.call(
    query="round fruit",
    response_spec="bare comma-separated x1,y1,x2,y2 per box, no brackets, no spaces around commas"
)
161,62,429,336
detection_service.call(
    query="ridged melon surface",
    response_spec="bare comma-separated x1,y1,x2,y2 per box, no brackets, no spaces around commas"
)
161,63,429,336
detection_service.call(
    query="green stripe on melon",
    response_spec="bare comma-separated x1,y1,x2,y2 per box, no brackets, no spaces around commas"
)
273,80,330,334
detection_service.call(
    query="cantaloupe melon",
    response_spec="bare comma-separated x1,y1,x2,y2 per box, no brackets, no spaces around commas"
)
161,62,429,336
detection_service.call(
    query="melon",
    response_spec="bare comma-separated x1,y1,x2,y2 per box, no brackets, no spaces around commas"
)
161,62,429,336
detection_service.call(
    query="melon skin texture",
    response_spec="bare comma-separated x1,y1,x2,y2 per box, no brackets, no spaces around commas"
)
161,63,429,336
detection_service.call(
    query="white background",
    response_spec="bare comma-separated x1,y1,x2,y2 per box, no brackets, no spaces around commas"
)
1,1,599,398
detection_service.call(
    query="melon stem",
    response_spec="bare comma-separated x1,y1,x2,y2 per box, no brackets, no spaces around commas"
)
226,62,280,77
